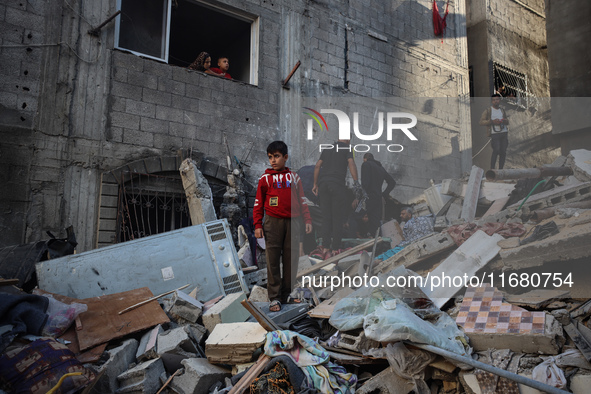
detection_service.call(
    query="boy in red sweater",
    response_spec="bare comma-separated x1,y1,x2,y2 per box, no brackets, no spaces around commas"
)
254,141,312,311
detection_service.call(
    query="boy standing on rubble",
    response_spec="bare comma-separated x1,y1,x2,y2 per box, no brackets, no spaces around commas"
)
253,141,313,312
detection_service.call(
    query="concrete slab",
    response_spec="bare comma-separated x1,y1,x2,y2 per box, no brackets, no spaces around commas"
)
202,292,250,333
461,166,484,222
380,219,404,248
421,231,503,308
116,357,165,394
136,325,162,363
205,322,266,364
170,358,231,394
93,338,139,394
425,184,453,213
500,218,591,269
374,232,455,275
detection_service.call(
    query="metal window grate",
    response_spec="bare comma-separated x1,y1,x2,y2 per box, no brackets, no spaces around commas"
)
492,62,537,109
116,172,191,243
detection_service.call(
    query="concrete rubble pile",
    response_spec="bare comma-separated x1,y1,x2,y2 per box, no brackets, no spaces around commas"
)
2,150,591,393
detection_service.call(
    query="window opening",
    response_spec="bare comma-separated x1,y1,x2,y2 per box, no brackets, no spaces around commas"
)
115,0,259,84
116,172,191,243
492,62,536,109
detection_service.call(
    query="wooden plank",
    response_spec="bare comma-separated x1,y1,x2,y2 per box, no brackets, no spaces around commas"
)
482,196,510,218
461,166,484,222
76,287,170,351
296,238,382,278
240,300,280,331
308,288,354,319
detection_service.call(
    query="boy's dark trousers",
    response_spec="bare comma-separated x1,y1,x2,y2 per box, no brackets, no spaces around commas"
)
263,216,301,302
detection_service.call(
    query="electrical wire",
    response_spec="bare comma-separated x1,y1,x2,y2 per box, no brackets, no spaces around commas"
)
472,138,490,159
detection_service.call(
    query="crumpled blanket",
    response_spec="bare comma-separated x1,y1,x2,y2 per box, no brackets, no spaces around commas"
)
446,222,525,246
0,294,48,353
264,330,357,394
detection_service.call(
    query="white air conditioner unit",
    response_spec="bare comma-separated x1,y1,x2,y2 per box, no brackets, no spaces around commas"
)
36,219,249,301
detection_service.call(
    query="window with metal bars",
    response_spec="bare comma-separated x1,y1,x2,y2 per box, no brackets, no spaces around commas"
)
116,173,191,242
493,62,530,108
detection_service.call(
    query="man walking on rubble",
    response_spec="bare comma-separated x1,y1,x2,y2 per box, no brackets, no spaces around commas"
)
361,153,396,235
312,139,361,256
479,94,510,170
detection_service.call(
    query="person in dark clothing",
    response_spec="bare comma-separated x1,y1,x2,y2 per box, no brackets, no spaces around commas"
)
312,139,360,254
361,153,396,234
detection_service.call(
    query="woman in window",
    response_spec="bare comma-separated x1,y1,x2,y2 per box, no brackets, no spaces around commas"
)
188,52,222,76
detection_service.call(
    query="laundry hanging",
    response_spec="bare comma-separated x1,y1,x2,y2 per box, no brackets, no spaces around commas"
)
433,0,450,40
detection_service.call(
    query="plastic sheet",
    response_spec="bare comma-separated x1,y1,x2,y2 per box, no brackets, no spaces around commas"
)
41,294,87,337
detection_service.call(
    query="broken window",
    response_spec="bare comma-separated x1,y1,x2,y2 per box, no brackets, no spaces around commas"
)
492,62,531,108
115,0,259,84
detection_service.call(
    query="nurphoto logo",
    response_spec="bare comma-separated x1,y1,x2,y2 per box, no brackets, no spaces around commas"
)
303,108,418,152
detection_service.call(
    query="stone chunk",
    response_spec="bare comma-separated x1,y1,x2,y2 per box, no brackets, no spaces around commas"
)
168,290,203,323
136,324,162,363
248,285,269,303
202,292,249,333
116,358,165,394
94,338,139,393
170,358,231,394
157,326,199,372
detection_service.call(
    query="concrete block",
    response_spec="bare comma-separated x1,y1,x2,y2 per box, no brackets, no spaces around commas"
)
380,219,404,248
116,357,165,394
441,178,464,197
167,290,203,323
567,149,591,183
136,325,163,363
185,324,207,345
202,292,250,333
157,327,199,372
170,358,231,394
93,338,139,393
356,367,414,394
425,184,453,213
248,285,269,303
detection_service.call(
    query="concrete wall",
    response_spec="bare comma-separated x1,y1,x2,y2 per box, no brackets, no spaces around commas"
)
467,0,560,170
545,0,591,153
0,0,471,251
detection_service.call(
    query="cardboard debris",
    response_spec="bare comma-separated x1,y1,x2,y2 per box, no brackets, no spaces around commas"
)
205,322,267,364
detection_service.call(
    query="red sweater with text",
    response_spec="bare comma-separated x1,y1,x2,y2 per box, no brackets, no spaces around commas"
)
253,167,312,229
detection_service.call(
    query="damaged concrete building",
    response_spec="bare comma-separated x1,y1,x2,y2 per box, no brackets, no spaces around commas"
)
2,0,591,391
0,0,469,251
